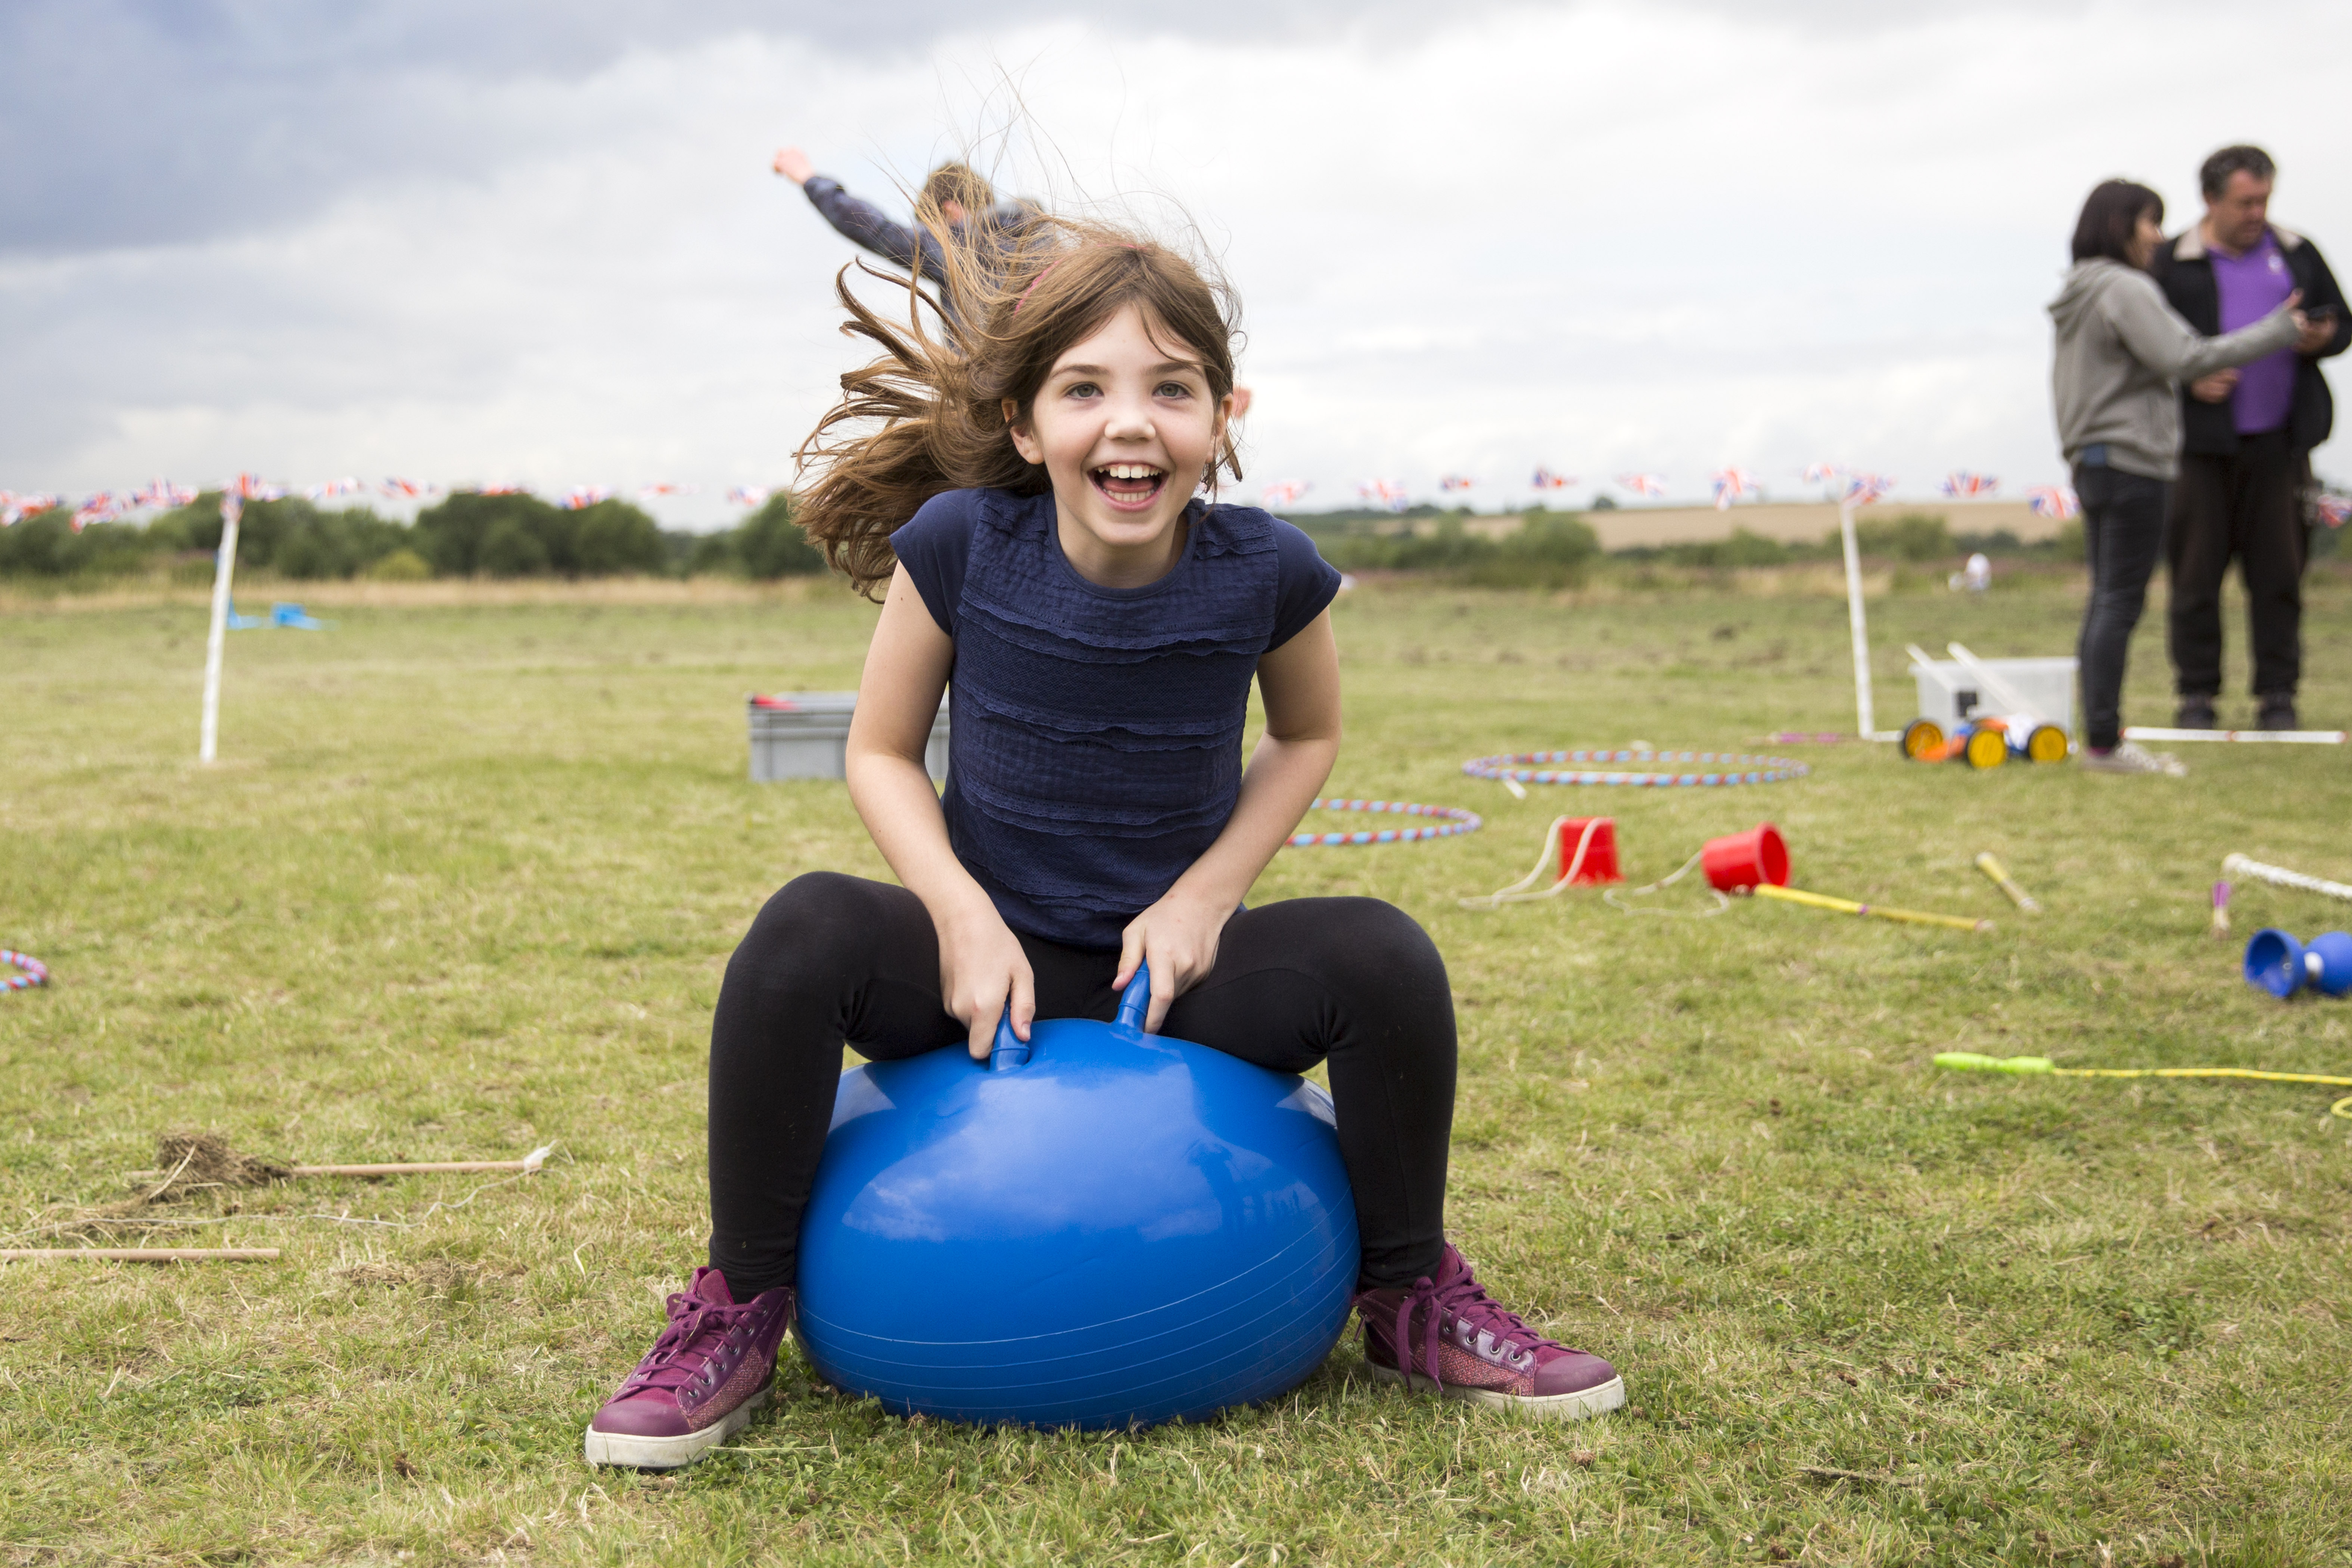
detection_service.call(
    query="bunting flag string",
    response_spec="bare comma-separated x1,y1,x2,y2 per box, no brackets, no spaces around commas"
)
2315,494,2349,529
2026,484,2080,521
2,462,2132,532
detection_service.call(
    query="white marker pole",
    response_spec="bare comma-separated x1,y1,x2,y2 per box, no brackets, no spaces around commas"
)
1838,497,1894,740
199,492,242,764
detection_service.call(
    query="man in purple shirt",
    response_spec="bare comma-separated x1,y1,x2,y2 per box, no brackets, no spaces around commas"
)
2154,145,2349,731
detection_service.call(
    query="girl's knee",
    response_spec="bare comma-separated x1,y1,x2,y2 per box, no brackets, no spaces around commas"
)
1306,897,1448,993
740,872,889,972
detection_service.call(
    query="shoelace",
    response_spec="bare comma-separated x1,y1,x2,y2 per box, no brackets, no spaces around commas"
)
618,1291,768,1398
1385,1270,1561,1393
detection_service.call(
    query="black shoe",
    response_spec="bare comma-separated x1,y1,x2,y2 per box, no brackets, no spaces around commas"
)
2174,698,2218,730
2257,696,2299,732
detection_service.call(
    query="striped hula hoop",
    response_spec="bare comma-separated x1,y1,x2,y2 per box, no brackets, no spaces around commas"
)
1,950,49,992
1462,749,1810,787
1287,798,1483,848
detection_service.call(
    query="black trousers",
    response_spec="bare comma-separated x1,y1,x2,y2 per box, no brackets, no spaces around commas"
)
2167,428,2306,701
2075,462,2169,752
706,872,1457,1298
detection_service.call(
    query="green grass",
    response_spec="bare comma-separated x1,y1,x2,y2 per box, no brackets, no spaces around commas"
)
4,570,2350,1566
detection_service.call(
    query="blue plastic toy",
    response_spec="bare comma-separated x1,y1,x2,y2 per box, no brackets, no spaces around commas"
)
270,602,331,629
2244,927,2352,1000
794,971,1360,1429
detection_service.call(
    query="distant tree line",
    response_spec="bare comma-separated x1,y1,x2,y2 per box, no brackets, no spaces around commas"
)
0,491,830,582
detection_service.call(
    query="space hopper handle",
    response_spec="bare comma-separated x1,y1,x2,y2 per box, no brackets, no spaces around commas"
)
990,968,1157,1071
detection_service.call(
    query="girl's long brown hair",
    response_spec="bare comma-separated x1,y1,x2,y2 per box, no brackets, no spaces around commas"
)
794,211,1244,599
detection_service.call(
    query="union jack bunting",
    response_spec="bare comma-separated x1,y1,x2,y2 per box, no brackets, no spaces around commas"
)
1710,468,1758,511
1357,479,1409,512
1802,463,1842,485
1530,467,1575,490
559,485,611,511
72,492,122,531
1940,471,1998,499
638,482,691,499
2025,484,2079,521
475,482,528,496
2318,494,2351,529
379,477,428,498
1,491,61,525
130,479,197,510
1439,475,1476,492
305,477,369,501
725,485,774,508
1842,472,1895,505
1259,479,1311,507
226,473,285,502
1616,473,1667,498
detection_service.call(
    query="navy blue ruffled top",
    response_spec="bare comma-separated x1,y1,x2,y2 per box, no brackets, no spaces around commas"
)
890,487,1341,948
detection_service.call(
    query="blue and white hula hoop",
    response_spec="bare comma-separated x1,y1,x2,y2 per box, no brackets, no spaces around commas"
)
1287,798,1483,848
1,950,49,992
1462,749,1810,787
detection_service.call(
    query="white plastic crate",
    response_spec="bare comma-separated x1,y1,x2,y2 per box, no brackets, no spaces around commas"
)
1908,656,2076,735
748,693,949,782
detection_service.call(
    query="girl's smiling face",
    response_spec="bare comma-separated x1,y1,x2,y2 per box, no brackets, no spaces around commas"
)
1005,303,1233,589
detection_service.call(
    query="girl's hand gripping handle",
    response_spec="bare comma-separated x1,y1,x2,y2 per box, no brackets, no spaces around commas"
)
990,970,1151,1071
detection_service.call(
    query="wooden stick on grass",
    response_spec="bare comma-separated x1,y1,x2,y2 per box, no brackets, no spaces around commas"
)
1,1248,280,1263
288,1147,554,1177
127,1144,557,1183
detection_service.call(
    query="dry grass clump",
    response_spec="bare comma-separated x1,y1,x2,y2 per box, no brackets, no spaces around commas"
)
135,1131,291,1203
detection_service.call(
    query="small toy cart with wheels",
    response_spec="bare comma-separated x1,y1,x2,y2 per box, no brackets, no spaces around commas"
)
1900,645,2075,770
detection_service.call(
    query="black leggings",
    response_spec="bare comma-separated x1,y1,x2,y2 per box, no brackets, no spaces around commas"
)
706,872,1457,1297
2075,461,2169,751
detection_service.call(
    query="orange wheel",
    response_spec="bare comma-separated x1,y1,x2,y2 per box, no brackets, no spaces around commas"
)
1902,719,1945,760
2026,724,2069,763
1965,727,2008,769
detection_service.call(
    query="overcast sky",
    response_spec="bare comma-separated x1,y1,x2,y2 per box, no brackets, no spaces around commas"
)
4,0,2347,525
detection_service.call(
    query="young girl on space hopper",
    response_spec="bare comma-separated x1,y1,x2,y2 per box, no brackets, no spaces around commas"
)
583,208,1624,1468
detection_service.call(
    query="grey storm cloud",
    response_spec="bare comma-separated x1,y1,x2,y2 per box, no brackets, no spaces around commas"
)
3,0,1542,255
1,0,2112,256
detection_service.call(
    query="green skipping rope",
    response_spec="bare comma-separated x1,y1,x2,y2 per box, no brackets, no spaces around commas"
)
1936,1052,2352,1121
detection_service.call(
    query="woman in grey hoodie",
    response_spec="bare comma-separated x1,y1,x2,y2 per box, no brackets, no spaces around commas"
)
2049,180,2302,774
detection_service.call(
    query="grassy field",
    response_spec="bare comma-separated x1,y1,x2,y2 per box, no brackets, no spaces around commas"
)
4,568,2350,1567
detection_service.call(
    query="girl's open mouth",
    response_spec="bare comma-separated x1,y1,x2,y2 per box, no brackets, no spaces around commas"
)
1090,463,1167,508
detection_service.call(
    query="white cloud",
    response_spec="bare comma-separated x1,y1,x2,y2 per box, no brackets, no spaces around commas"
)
4,0,2347,520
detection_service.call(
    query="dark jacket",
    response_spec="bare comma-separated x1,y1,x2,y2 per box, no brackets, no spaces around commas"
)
801,176,1033,327
2152,224,2349,455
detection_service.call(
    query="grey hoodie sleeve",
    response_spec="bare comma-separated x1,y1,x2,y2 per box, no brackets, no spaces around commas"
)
2105,270,2299,381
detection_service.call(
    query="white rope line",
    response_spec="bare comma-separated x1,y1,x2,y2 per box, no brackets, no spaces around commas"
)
1460,817,1608,909
1602,850,1730,918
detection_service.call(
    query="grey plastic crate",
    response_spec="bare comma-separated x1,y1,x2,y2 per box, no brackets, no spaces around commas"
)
1908,656,2076,735
747,692,949,782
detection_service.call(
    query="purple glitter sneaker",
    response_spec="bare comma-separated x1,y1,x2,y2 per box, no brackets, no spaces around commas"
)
584,1266,794,1469
1353,1244,1624,1421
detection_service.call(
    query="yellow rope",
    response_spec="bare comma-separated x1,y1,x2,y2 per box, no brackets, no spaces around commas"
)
1935,1053,2352,1120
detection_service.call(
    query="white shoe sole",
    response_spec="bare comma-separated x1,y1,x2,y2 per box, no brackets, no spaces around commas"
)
583,1385,768,1469
1370,1364,1626,1421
